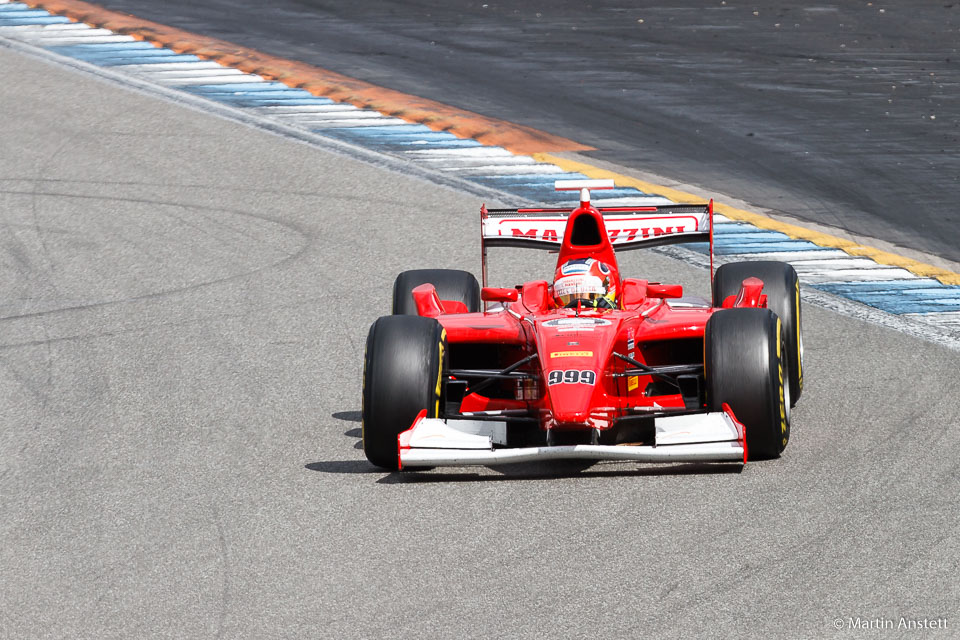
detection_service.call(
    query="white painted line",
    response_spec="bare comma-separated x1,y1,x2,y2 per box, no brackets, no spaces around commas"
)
10,34,136,44
904,312,960,328
785,257,899,270
156,75,266,86
724,249,852,262
591,196,675,206
24,23,101,30
17,27,116,37
0,23,91,33
442,164,568,175
127,68,248,78
113,62,225,71
799,269,920,284
276,111,391,122
421,156,539,166
302,118,412,128
257,106,365,115
277,109,390,126
405,147,515,158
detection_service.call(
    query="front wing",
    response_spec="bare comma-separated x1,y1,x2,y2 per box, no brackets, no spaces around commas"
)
397,406,746,469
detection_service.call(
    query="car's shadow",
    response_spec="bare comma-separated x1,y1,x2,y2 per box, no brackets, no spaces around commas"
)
331,411,364,449
306,459,742,483
312,410,744,483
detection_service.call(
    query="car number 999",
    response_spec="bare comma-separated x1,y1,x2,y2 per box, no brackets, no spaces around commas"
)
547,370,596,386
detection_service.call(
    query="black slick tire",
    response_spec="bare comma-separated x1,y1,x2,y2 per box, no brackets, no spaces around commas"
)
712,260,803,406
705,308,789,461
362,315,446,470
392,269,480,315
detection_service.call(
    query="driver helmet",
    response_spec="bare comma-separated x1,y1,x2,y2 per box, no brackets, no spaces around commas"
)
553,258,617,309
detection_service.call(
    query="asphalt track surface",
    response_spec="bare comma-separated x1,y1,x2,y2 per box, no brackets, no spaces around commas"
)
2,44,959,639
87,0,960,267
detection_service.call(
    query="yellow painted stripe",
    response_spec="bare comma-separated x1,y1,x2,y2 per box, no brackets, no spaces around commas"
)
534,153,960,286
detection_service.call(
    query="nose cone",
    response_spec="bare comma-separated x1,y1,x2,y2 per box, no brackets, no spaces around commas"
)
548,378,597,427
537,313,619,429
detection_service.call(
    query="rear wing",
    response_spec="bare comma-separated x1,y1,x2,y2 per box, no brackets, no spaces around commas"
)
479,180,716,291
481,203,712,250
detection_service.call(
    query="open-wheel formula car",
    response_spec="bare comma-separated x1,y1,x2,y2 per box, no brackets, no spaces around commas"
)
362,180,803,470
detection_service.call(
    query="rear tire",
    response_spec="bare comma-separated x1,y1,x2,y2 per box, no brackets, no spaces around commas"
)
362,315,446,469
712,260,803,406
705,308,789,460
392,269,480,315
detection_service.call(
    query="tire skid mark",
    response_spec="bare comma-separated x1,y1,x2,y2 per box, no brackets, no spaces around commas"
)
19,134,80,408
0,190,311,337
0,175,419,208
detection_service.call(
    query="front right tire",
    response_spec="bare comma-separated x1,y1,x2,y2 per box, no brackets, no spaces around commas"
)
705,308,789,460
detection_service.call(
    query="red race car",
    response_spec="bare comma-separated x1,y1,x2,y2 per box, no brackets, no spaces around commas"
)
362,180,803,470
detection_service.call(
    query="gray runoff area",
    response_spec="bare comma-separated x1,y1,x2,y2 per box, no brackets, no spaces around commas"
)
91,0,960,267
1,45,958,640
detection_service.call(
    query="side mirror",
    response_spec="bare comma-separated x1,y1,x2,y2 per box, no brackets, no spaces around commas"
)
620,278,648,309
411,283,444,318
521,280,550,313
722,277,766,309
481,287,519,303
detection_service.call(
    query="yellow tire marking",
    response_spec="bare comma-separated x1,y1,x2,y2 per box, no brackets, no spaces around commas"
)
776,317,787,442
434,334,445,417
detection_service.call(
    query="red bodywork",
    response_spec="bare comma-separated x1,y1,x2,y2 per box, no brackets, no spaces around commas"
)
412,196,760,438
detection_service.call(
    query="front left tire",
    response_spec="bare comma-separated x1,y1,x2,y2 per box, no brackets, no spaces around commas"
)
362,315,447,469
